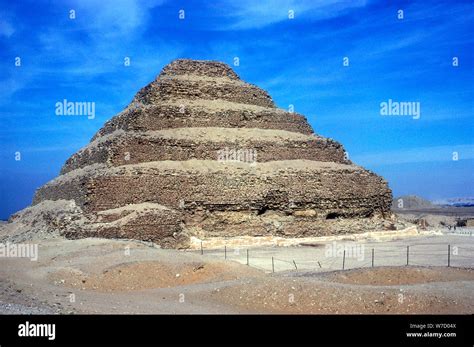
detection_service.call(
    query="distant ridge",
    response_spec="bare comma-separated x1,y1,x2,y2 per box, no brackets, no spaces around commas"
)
433,197,474,207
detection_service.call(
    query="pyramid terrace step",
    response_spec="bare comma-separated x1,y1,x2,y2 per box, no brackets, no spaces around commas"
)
62,128,349,173
92,100,314,140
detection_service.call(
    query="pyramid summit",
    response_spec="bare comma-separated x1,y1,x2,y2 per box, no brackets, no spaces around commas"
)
11,59,393,248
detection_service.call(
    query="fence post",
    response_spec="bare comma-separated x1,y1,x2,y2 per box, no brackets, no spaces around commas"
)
372,248,374,267
246,249,249,266
448,244,451,267
342,250,346,270
201,241,203,255
406,246,409,266
224,245,227,260
272,257,274,273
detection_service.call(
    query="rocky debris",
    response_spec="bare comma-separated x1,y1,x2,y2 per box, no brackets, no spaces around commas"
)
0,280,59,314
9,59,393,248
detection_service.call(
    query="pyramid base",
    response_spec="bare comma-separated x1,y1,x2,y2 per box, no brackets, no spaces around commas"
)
7,199,402,249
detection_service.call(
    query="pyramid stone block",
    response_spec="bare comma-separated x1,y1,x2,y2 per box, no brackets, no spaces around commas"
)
22,59,392,248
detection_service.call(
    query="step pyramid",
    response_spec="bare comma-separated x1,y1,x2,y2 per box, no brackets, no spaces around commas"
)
16,59,393,248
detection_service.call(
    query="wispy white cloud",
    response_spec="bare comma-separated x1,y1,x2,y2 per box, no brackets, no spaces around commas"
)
37,0,173,73
0,0,183,106
217,0,368,30
0,10,15,38
0,77,26,99
0,19,14,38
68,0,166,38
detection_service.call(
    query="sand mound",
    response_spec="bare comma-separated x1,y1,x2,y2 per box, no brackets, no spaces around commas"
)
211,267,474,314
49,260,262,292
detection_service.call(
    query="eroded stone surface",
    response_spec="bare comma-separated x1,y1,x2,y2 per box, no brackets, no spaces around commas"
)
11,59,393,248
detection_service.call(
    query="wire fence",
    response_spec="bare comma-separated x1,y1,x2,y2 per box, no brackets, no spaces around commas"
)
195,240,474,273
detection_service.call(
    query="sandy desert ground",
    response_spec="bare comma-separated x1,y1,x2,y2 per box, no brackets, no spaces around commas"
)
0,223,473,314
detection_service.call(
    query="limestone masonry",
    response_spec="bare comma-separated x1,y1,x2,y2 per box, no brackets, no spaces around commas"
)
12,59,394,248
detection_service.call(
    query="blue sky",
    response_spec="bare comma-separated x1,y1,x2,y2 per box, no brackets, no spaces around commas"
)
0,0,473,219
